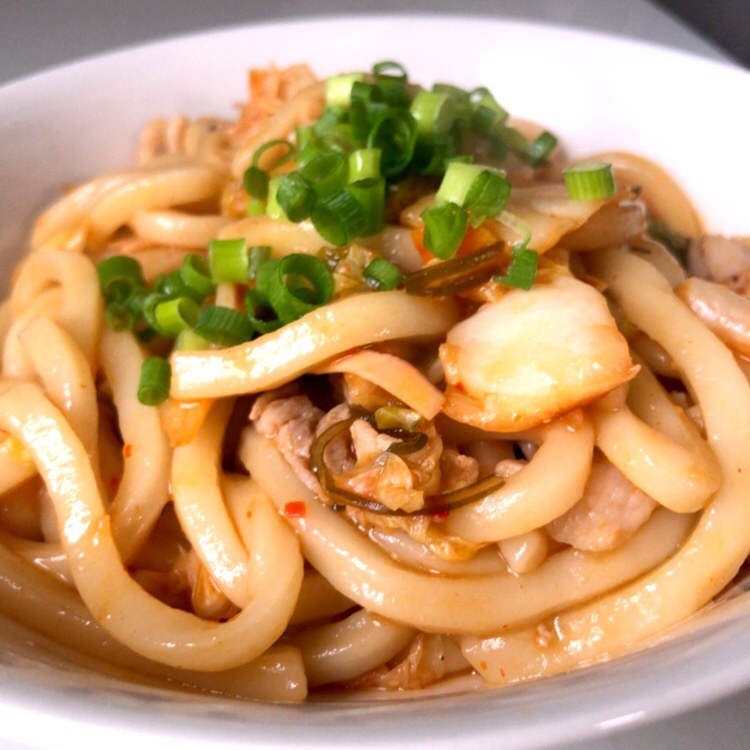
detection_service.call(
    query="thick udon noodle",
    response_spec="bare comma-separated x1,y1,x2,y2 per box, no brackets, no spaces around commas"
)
0,64,749,702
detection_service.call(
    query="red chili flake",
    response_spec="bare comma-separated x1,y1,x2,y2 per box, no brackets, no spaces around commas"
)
109,477,120,495
431,509,450,520
122,443,133,459
283,501,307,518
499,668,506,678
480,660,488,671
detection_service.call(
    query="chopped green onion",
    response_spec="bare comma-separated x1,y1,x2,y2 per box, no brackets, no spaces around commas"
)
193,305,255,346
141,292,167,332
410,90,456,135
247,245,272,281
372,61,408,81
256,254,334,324
96,256,146,303
363,257,403,290
349,148,381,182
137,356,171,406
179,254,215,299
277,172,315,222
471,88,509,135
435,162,510,224
563,162,616,200
175,328,212,351
244,139,296,199
246,197,266,216
152,270,194,301
244,289,282,335
325,73,365,108
367,108,417,177
243,165,269,200
253,138,296,169
151,296,200,339
295,124,315,149
209,238,249,283
420,201,469,259
313,107,348,138
462,169,511,227
350,80,383,106
496,246,539,290
300,151,348,198
104,301,140,332
311,189,368,246
348,178,386,236
523,130,558,166
266,174,286,221
493,124,528,153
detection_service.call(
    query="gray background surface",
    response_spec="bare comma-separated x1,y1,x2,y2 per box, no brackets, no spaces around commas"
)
1,1,749,748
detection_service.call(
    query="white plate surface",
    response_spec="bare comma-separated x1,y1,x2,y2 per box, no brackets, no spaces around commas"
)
0,14,749,750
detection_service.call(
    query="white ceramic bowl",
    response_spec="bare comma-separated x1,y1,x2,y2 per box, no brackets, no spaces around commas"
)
0,15,749,750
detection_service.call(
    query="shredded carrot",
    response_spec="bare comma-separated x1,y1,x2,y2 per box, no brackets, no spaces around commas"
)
159,398,214,447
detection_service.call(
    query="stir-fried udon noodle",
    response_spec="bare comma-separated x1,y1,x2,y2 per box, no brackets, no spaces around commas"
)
1,62,749,702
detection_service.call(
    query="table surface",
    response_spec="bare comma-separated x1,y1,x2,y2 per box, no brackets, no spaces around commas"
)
1,1,749,749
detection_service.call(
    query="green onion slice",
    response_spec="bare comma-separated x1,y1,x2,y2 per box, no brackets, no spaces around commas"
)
367,108,417,177
311,189,368,246
563,162,616,200
363,257,404,290
97,255,146,303
209,237,249,283
179,254,215,299
523,130,558,166
243,165,269,200
152,296,201,339
193,305,255,347
137,356,171,406
245,289,283,335
348,148,382,182
175,328,212,351
325,73,365,108
347,178,386,237
247,245,272,281
300,151,348,198
372,61,408,82
496,246,539,290
256,254,334,324
266,174,286,221
420,201,468,260
277,172,315,222
410,90,456,136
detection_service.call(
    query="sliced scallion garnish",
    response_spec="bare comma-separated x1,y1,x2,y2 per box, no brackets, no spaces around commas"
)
363,257,404,290
563,162,616,200
209,237,249,283
256,253,334,325
193,305,255,347
420,201,469,260
179,254,215,299
137,356,171,406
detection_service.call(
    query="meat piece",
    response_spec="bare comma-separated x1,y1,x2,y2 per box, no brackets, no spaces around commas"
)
545,457,657,551
250,393,324,493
